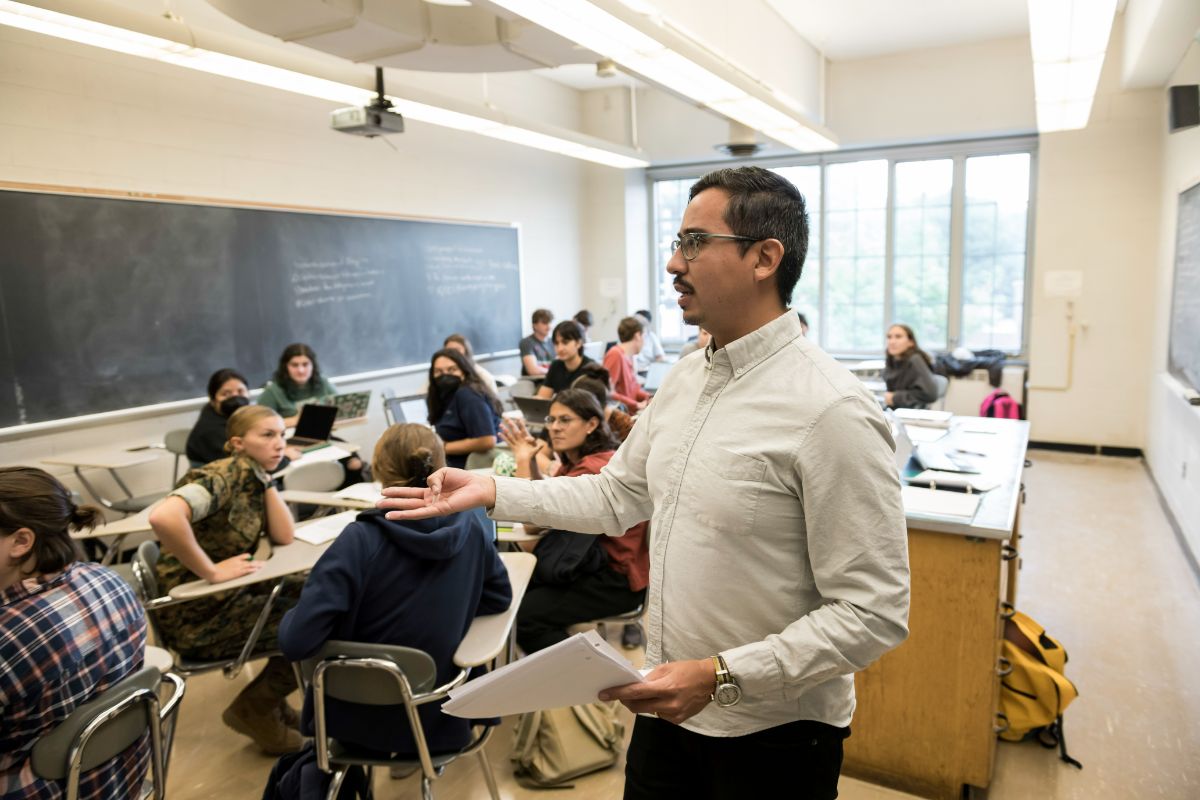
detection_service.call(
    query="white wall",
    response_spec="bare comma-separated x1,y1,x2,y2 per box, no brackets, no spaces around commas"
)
825,23,1164,448
1146,41,1200,566
0,25,605,507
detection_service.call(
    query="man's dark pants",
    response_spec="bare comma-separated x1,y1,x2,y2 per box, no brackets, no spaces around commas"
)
623,715,849,799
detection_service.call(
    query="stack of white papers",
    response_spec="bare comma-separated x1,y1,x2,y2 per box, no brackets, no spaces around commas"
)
442,631,643,718
293,510,359,545
296,445,353,464
901,485,982,519
332,482,382,502
904,424,949,443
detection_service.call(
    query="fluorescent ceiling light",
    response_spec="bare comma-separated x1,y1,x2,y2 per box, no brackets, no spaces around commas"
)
1027,0,1118,132
0,0,647,168
486,0,836,152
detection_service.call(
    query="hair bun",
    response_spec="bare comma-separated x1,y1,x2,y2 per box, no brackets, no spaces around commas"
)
406,447,437,488
69,504,103,532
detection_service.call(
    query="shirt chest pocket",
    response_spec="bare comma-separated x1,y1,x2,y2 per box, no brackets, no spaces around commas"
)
683,446,767,535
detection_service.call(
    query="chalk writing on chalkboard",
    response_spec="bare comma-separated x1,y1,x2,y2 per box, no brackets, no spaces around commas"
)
292,257,385,309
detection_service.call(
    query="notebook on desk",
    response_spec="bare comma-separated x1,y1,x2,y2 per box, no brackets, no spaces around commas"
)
287,404,337,449
331,391,370,423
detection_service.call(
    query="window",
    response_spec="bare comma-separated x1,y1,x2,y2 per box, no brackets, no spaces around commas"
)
649,139,1034,355
962,153,1031,352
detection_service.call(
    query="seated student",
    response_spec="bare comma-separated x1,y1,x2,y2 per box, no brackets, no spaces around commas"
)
632,309,666,371
884,323,939,409
187,368,303,472
149,405,303,755
426,348,502,469
0,467,149,799
677,327,712,359
519,308,555,376
276,424,512,761
257,343,338,427
257,343,365,480
500,389,648,654
572,364,636,443
603,316,651,411
442,333,498,395
573,309,594,341
536,320,595,398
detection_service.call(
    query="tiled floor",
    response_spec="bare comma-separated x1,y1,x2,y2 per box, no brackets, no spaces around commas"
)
165,453,1200,799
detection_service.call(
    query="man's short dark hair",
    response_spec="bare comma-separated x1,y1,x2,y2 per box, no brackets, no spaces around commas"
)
688,166,809,308
532,308,553,325
635,309,652,322
553,319,584,344
617,316,644,343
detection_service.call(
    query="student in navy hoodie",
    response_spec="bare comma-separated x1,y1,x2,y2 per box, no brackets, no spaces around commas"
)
276,423,512,758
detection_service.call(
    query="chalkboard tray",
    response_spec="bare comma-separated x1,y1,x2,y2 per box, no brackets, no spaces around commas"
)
0,186,522,427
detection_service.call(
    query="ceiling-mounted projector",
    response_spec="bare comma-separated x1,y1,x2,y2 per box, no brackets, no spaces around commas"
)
332,67,404,137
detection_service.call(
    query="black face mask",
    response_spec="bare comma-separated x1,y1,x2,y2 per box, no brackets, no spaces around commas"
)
219,395,250,417
433,374,462,400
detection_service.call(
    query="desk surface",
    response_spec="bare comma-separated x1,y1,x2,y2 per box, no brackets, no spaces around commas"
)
902,417,1029,540
43,446,162,470
73,505,158,540
453,551,534,667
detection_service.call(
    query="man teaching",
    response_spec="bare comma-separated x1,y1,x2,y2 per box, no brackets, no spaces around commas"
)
380,166,910,799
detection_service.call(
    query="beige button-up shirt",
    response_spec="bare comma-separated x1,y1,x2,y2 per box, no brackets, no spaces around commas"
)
491,311,910,736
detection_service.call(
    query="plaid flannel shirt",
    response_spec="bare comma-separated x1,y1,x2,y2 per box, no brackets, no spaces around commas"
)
1,561,148,799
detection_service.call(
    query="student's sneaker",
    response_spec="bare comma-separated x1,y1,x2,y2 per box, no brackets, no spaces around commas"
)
621,623,643,650
279,700,300,730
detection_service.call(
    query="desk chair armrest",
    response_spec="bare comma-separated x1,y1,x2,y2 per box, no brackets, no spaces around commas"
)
411,668,470,707
159,672,186,721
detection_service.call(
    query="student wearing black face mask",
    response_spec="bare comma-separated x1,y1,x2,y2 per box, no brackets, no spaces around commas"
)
425,349,502,469
187,368,298,470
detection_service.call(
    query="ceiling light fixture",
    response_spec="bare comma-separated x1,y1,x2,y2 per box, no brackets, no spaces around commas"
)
1027,0,1119,132
482,0,837,152
0,0,648,169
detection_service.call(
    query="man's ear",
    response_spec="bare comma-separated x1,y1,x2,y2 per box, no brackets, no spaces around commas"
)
752,238,785,284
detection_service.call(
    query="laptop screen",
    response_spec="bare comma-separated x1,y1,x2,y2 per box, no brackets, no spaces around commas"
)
293,403,337,440
331,391,371,421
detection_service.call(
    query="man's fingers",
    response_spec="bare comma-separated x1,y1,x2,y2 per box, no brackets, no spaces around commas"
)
377,497,432,511
380,486,427,499
599,680,662,702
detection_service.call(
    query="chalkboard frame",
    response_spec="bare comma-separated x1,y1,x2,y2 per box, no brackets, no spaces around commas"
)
0,181,525,437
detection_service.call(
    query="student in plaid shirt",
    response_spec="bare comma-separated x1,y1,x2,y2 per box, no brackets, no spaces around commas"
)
0,467,148,799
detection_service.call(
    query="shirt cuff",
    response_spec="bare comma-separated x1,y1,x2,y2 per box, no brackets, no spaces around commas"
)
721,641,784,703
169,483,214,523
487,476,536,522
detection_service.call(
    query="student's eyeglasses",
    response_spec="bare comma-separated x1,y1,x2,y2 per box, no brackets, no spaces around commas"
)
544,415,581,427
670,232,762,261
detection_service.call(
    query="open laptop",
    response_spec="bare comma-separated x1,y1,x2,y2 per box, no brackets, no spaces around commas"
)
893,418,915,475
643,361,673,393
287,403,337,450
513,396,553,430
331,390,371,423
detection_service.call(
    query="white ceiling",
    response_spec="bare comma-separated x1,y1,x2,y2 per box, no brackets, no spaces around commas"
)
764,0,1032,61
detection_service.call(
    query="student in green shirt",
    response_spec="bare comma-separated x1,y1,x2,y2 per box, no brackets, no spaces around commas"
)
257,343,338,427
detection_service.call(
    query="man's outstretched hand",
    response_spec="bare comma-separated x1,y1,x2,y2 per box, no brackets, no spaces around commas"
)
378,468,497,520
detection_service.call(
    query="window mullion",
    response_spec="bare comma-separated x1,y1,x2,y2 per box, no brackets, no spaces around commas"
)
948,155,966,348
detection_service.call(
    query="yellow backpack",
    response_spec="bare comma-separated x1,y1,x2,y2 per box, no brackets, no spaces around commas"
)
997,609,1082,769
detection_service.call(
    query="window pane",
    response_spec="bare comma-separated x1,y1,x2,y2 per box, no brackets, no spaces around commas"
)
652,178,696,342
824,160,888,352
962,153,1030,352
772,165,821,342
892,159,952,349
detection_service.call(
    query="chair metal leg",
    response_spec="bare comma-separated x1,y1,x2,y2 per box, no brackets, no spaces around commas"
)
325,768,347,800
421,776,434,800
476,748,501,800
224,579,284,679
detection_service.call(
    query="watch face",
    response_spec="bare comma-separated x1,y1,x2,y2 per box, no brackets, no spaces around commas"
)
715,683,741,707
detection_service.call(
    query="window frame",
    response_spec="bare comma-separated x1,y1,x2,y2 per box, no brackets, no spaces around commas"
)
646,135,1038,357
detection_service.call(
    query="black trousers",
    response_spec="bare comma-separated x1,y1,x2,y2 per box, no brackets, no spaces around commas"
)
516,567,645,653
623,715,849,800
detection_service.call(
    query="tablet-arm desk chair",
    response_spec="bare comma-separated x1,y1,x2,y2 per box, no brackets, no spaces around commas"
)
131,541,284,680
932,374,950,411
30,666,184,800
302,641,501,800
160,429,191,487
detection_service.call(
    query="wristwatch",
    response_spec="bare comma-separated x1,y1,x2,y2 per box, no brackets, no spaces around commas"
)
710,655,742,707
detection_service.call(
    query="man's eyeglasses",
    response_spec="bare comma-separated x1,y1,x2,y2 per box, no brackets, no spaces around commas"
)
670,232,762,261
544,415,581,427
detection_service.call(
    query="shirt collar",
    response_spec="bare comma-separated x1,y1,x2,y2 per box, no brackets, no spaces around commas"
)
704,311,803,378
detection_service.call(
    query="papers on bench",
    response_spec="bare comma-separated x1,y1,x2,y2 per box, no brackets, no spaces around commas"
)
442,630,643,718
332,482,383,503
901,485,982,520
908,470,1000,493
293,510,358,545
893,408,953,428
294,444,352,464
